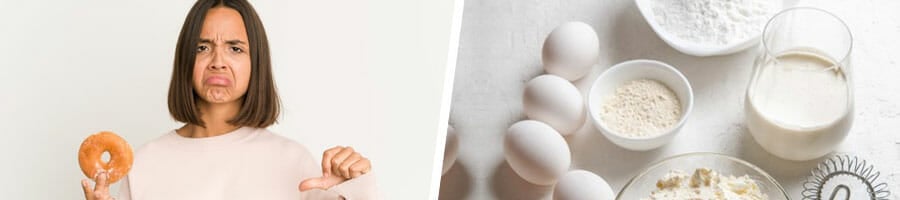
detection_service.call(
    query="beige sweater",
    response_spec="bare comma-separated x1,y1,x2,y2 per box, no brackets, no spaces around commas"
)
117,127,378,200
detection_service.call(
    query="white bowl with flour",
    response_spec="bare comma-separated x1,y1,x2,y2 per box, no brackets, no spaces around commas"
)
588,60,693,151
635,0,782,56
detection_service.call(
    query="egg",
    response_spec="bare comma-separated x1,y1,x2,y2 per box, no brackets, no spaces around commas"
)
504,120,571,185
542,21,599,81
442,125,459,175
523,74,585,136
553,170,615,200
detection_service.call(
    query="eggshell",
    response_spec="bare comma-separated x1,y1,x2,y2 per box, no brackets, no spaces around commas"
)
504,120,572,185
553,170,615,200
542,21,599,81
523,74,585,136
442,125,459,175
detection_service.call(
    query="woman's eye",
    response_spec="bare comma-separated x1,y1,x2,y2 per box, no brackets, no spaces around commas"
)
231,47,244,53
196,45,209,52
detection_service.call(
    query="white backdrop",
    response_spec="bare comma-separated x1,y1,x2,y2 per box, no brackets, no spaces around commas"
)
0,0,457,199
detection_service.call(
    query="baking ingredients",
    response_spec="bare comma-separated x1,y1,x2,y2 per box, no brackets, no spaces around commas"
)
746,49,852,161
651,0,779,45
442,125,459,175
542,21,599,81
523,75,585,136
643,168,767,200
553,170,615,200
600,79,681,137
504,120,571,185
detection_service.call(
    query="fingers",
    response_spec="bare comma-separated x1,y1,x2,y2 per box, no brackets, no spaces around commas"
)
82,170,113,200
94,170,110,195
349,158,371,178
298,177,323,192
321,146,343,176
338,153,361,178
82,179,93,200
321,146,372,179
329,147,355,177
299,175,346,191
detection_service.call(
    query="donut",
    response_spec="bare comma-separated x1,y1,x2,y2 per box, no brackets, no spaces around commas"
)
78,131,133,183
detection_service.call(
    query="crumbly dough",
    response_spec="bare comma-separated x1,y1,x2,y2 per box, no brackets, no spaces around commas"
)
643,168,767,200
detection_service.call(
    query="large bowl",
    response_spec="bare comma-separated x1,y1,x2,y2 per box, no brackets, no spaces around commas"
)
588,59,693,151
617,152,790,200
635,0,781,56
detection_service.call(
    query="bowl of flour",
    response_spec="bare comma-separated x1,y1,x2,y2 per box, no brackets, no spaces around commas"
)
588,59,693,151
635,0,782,56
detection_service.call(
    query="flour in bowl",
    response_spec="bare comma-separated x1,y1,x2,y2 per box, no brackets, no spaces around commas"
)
643,168,767,200
651,0,780,45
600,79,681,137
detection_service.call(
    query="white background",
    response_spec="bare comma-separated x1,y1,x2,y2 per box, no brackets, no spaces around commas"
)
0,0,457,199
442,0,900,199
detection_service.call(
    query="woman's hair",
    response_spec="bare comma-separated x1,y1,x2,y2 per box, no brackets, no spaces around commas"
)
168,0,280,128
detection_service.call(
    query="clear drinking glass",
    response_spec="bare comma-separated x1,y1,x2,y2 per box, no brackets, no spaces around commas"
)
745,7,854,161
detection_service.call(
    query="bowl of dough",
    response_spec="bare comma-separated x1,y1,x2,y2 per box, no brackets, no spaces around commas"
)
635,0,782,56
617,152,789,200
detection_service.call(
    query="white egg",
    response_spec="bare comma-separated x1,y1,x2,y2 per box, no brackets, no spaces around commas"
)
442,125,459,175
504,120,571,185
542,21,599,81
523,74,585,136
553,170,616,200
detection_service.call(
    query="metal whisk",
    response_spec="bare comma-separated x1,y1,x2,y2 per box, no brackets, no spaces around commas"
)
802,154,891,200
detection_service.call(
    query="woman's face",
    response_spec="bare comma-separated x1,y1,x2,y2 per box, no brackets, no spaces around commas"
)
193,7,251,104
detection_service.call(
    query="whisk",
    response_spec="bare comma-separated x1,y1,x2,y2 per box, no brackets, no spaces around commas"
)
802,154,891,200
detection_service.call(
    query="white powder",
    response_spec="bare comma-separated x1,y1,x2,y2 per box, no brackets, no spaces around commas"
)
651,0,780,45
642,168,768,200
600,79,681,137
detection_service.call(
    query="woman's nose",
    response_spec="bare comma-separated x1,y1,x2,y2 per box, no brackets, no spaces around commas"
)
208,64,228,70
207,50,229,70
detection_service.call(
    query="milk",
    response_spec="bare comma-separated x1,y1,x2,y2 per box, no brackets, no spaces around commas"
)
745,49,853,161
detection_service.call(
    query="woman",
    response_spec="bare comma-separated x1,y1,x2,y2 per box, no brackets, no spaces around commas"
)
80,0,377,199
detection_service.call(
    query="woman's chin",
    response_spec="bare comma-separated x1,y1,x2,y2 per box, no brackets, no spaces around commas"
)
203,88,232,103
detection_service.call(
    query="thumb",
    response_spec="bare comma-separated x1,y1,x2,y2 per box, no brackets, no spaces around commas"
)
299,174,347,191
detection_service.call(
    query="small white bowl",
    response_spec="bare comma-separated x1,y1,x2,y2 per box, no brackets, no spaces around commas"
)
588,59,693,151
634,0,769,56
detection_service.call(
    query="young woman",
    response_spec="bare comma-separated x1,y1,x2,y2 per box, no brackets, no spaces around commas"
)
80,0,377,199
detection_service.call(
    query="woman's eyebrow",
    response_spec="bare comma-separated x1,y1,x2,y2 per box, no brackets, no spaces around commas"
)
196,39,246,45
225,40,247,45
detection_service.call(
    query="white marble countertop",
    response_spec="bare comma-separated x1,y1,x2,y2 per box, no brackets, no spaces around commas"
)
440,0,900,199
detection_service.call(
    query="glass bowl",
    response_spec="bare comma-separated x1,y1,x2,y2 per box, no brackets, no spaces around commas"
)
617,152,789,200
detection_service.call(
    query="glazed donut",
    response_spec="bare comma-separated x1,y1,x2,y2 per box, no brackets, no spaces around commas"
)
78,131,133,183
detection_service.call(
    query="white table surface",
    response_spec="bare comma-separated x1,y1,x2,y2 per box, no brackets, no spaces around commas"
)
440,0,900,199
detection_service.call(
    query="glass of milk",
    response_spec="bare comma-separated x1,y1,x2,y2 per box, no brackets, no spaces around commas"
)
745,7,853,161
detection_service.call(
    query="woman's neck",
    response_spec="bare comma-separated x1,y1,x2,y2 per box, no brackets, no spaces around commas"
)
177,99,243,138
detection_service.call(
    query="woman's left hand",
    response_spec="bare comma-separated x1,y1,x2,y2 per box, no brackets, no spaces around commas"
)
299,146,371,191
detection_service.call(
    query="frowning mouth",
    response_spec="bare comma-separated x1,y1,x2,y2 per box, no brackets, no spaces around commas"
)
205,75,232,86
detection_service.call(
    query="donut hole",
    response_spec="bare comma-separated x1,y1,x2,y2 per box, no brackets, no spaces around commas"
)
101,151,111,164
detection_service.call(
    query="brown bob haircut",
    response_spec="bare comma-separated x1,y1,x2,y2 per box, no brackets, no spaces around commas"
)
168,0,280,128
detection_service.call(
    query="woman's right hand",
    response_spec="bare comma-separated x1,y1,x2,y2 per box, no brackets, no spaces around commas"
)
81,170,114,200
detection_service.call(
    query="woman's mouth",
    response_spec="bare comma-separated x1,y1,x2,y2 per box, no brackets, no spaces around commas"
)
205,76,231,86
